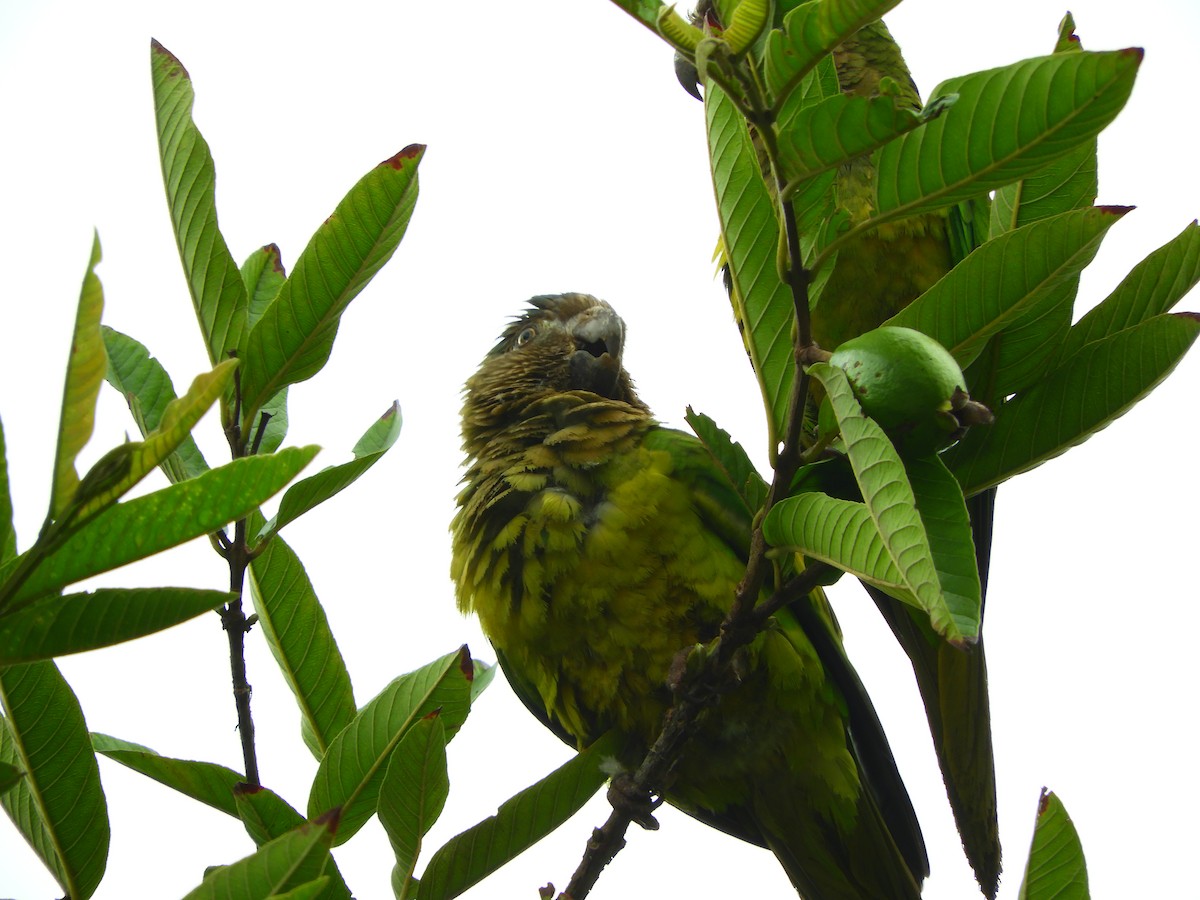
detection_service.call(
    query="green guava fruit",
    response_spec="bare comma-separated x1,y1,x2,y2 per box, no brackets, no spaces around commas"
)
826,325,989,455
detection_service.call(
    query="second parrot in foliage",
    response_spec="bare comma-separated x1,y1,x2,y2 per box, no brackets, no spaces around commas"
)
451,293,928,898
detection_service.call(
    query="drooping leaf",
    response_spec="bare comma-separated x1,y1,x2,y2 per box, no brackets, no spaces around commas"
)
151,40,248,367
0,588,230,664
886,207,1128,379
868,50,1141,227
764,0,904,108
50,233,107,520
0,661,108,899
239,146,424,429
378,714,449,899
1017,789,1089,900
102,326,211,482
92,732,244,818
1059,220,1200,360
179,814,338,900
307,648,474,845
247,530,356,760
763,490,914,601
3,446,319,606
257,402,402,543
415,730,621,900
807,363,977,642
946,313,1200,495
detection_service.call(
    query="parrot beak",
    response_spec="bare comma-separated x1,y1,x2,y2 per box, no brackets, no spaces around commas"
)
567,303,625,398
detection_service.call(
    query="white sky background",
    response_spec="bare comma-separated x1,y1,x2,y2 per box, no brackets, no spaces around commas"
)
1,0,1197,897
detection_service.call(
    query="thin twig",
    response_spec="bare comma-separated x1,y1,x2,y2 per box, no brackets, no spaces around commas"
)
219,513,259,786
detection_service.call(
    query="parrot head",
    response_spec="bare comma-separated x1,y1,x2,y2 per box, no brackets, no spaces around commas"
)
462,293,649,447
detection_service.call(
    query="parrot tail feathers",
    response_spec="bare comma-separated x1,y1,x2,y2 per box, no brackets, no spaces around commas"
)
754,784,924,900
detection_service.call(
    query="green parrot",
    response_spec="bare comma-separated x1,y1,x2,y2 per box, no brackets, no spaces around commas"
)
451,292,928,898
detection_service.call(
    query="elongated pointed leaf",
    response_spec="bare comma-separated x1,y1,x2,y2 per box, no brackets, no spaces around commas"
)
50,233,106,519
415,730,620,900
870,50,1141,227
607,0,663,31
887,207,1128,373
808,363,976,641
258,402,401,542
248,531,356,760
180,813,338,900
764,0,903,107
92,732,244,817
991,15,1097,236
1,419,15,565
1059,221,1200,360
102,327,211,482
308,648,475,845
151,40,248,366
239,146,424,427
947,313,1200,495
379,714,448,897
71,359,238,522
705,81,793,448
0,661,108,899
0,588,230,664
1018,790,1089,900
5,446,319,605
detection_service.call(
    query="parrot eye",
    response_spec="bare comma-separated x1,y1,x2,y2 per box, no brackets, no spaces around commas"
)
515,326,537,347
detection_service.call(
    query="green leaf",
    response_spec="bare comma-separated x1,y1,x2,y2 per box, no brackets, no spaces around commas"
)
242,243,288,329
764,0,903,109
1059,220,1200,360
778,90,947,191
102,326,211,482
50,232,106,520
257,402,402,543
179,814,337,900
886,207,1128,384
378,714,448,899
0,588,230,664
705,81,793,449
92,732,244,817
308,647,475,845
684,407,768,514
247,531,356,760
267,879,332,900
607,0,664,31
4,446,319,606
151,40,248,367
71,359,238,522
991,14,1097,236
0,661,108,899
415,730,620,900
946,313,1200,495
764,491,914,600
0,419,15,566
1017,789,1089,900
807,363,976,642
239,146,424,428
869,50,1141,227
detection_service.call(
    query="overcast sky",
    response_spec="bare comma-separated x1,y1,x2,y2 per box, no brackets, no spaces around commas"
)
1,1,1198,898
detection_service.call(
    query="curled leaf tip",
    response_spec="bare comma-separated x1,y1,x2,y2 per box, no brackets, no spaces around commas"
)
457,644,474,680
